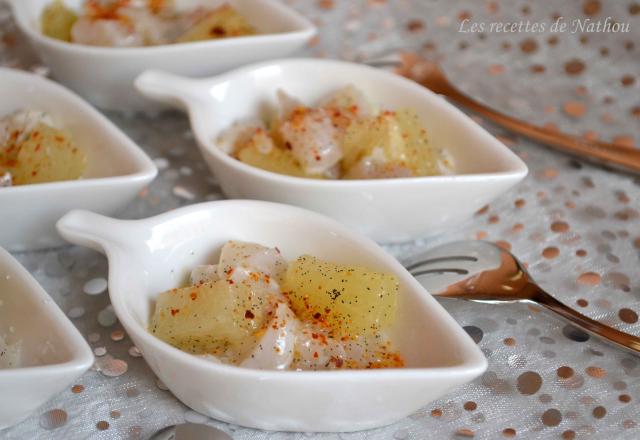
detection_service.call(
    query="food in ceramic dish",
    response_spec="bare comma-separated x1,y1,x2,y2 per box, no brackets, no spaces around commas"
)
0,110,86,187
218,86,453,179
41,0,256,47
150,240,404,370
0,335,21,369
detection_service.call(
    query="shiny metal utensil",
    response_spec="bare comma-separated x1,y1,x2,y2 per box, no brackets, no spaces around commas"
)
404,241,640,353
366,54,640,175
148,423,232,440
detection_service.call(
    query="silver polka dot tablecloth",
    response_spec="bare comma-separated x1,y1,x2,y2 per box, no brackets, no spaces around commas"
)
1,0,639,439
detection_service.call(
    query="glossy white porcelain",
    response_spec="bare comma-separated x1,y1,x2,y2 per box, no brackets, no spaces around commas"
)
135,58,529,243
9,0,316,111
0,67,157,251
57,200,487,432
0,247,94,430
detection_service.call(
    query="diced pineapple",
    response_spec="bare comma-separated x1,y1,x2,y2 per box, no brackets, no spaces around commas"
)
237,143,322,179
41,0,78,42
0,138,19,172
282,256,398,337
11,123,86,185
340,111,409,172
343,155,413,180
177,4,256,43
395,109,442,176
150,280,270,361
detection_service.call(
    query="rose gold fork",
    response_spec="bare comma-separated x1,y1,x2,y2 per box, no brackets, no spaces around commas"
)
367,54,640,174
404,241,640,354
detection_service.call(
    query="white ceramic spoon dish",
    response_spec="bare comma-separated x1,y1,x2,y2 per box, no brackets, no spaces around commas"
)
135,58,528,243
0,68,157,251
9,0,316,111
57,200,487,432
0,246,94,430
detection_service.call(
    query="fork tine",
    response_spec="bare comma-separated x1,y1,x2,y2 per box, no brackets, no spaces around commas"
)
405,255,478,271
361,52,404,68
410,268,470,277
364,59,402,68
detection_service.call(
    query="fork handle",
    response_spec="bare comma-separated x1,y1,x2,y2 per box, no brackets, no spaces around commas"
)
532,288,640,354
441,85,640,175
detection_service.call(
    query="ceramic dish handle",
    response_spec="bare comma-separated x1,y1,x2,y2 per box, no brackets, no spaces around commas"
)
56,210,132,255
135,70,203,111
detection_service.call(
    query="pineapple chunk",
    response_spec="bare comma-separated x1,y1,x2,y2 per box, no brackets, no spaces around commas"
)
0,137,19,173
282,256,398,337
177,4,256,43
395,109,441,176
41,0,78,42
341,111,409,172
11,123,86,185
237,143,322,179
343,155,413,180
150,280,270,361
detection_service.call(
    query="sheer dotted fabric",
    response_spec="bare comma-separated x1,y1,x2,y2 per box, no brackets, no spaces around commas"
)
1,0,638,438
